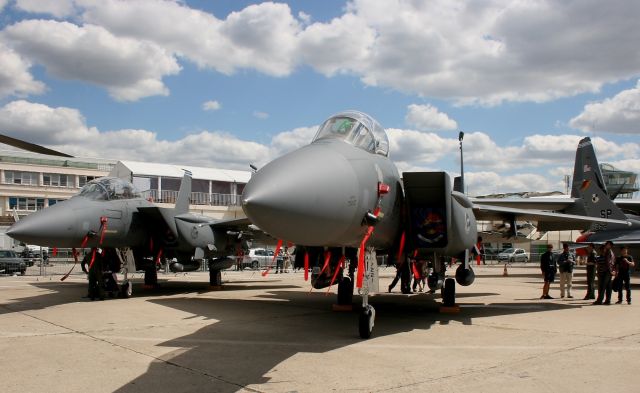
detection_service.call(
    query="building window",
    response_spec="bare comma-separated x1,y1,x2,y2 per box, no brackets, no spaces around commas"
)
48,199,67,206
4,171,39,185
43,173,73,187
9,197,45,211
79,175,99,187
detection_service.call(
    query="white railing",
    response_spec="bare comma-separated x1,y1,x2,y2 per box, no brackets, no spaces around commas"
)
141,190,242,206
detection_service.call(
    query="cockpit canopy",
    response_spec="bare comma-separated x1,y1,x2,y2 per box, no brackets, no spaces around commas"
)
77,177,141,201
312,110,390,157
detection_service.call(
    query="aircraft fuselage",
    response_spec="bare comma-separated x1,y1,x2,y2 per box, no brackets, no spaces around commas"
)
242,138,402,249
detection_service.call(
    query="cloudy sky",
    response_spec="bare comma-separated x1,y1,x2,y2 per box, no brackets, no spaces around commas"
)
0,0,638,196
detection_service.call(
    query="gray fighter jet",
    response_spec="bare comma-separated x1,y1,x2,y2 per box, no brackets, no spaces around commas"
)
7,171,250,295
242,110,629,338
473,137,640,254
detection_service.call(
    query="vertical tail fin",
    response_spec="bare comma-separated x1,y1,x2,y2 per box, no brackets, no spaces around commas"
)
175,170,192,214
571,137,627,224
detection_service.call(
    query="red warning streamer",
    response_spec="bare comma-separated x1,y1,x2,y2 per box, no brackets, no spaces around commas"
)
88,248,97,269
262,239,283,277
60,248,79,281
325,255,346,295
356,208,380,288
396,231,405,264
310,250,332,292
98,216,108,245
304,251,309,281
155,248,164,267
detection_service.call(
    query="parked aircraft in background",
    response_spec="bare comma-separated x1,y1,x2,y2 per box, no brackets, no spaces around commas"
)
473,137,640,255
241,111,629,338
3,135,252,296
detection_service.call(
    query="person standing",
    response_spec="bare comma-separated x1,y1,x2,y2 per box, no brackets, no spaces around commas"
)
615,246,634,304
594,242,616,305
282,247,291,273
557,243,575,298
540,244,556,299
583,243,597,300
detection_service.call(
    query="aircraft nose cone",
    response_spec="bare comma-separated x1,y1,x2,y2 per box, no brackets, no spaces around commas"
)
243,144,361,246
6,203,76,247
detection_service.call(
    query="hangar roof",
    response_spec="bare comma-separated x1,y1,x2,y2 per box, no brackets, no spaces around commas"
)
117,160,251,183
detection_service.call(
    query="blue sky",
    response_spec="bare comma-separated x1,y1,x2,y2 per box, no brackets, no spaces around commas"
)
0,0,638,196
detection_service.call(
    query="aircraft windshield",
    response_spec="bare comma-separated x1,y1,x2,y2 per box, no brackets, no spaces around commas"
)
312,110,390,157
77,177,141,201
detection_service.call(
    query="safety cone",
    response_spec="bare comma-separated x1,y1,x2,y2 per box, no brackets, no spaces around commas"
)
503,264,508,277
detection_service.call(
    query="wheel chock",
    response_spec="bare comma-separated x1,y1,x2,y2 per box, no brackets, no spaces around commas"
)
332,304,353,312
439,305,460,313
209,285,224,291
142,284,155,290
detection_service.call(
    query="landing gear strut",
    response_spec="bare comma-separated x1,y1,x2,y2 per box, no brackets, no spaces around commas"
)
337,276,353,305
144,266,158,289
358,246,377,339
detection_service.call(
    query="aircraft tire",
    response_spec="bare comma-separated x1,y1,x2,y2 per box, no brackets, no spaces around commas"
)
210,269,222,286
358,307,373,339
337,277,353,305
442,278,455,307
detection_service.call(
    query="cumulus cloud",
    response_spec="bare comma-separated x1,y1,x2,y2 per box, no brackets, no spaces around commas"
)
0,41,46,98
0,100,267,169
1,100,637,195
405,104,458,131
81,0,301,77
465,171,562,196
14,0,76,18
269,126,317,157
2,1,639,104
345,0,640,105
569,80,640,134
0,100,96,143
202,100,221,111
387,128,458,164
2,20,181,101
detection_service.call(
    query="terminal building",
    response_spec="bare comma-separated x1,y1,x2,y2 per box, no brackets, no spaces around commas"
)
0,149,250,248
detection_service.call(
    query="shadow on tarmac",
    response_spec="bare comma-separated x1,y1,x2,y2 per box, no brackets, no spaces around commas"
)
0,273,621,392
112,287,582,393
0,279,297,315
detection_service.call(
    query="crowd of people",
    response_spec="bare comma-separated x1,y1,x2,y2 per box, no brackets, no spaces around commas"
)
540,241,634,304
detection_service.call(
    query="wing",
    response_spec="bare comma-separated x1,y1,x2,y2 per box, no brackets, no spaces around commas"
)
472,204,631,231
472,197,576,211
0,134,74,157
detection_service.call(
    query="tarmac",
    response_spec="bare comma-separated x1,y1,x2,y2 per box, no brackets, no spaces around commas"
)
0,264,638,393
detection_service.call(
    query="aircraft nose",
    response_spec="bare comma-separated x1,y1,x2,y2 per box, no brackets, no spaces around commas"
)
242,145,361,246
6,203,76,247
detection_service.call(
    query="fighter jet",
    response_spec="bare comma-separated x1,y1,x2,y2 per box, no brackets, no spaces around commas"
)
6,168,250,296
472,137,640,253
242,110,629,338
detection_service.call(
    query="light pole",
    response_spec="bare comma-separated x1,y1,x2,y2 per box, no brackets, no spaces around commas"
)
458,131,465,194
